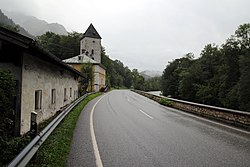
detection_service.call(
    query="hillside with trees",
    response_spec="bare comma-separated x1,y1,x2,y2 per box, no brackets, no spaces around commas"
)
162,23,250,111
37,31,83,59
101,47,161,90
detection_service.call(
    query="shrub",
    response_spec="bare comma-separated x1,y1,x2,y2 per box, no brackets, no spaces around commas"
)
159,98,174,107
0,70,15,139
0,135,31,166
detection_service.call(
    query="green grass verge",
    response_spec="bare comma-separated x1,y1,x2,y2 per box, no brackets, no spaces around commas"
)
27,93,102,167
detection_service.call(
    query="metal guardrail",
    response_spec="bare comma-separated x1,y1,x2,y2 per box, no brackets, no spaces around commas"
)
132,90,250,127
8,94,89,167
146,91,250,116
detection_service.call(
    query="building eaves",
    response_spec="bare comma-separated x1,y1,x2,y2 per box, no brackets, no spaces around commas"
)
0,27,86,78
63,54,98,64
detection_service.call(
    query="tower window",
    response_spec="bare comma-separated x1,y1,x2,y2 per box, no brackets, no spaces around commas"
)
91,49,94,55
93,41,95,43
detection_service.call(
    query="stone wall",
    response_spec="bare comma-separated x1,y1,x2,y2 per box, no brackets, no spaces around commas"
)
80,37,101,63
132,90,250,128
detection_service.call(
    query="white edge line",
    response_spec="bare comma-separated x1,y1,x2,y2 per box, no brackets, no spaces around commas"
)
139,109,154,119
90,95,106,167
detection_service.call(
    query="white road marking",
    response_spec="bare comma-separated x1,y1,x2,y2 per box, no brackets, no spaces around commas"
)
139,109,154,119
90,95,107,167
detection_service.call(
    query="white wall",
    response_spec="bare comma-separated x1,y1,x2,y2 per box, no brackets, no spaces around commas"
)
20,53,79,134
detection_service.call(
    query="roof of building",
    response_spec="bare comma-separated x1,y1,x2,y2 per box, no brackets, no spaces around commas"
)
81,23,102,39
0,27,86,78
63,54,106,70
63,54,98,64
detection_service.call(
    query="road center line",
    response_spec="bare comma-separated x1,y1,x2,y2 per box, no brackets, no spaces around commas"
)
90,94,106,167
139,109,154,119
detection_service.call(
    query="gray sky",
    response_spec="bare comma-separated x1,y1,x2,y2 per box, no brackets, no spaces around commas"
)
1,0,250,72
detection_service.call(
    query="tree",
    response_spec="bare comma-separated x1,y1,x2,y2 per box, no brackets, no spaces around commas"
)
131,69,145,90
161,23,250,111
0,23,19,32
0,70,15,139
162,54,193,98
235,23,250,49
37,31,83,59
218,37,240,109
81,62,94,93
238,52,250,111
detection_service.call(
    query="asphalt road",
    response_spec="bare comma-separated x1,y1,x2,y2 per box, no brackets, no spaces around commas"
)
67,90,250,167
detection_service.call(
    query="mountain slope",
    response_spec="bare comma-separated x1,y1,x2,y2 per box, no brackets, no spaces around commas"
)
0,9,33,38
3,10,68,36
140,70,162,79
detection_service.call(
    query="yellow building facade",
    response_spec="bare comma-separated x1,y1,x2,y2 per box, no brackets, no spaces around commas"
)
64,55,106,92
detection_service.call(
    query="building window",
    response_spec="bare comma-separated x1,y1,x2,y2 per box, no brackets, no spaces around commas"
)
51,89,56,104
91,49,94,55
93,40,95,43
64,88,67,101
70,88,72,98
81,49,85,54
35,90,42,110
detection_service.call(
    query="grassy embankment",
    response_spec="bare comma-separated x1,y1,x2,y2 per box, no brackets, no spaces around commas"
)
28,93,102,167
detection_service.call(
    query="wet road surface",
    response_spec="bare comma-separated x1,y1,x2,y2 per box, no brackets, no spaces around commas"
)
68,90,250,167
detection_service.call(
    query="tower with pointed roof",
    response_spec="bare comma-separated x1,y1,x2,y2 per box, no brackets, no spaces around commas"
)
80,24,102,63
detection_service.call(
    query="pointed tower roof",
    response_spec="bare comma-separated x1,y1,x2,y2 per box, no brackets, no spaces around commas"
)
82,23,102,39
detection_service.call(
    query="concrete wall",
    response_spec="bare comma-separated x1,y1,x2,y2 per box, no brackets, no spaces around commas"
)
20,53,79,134
80,37,101,63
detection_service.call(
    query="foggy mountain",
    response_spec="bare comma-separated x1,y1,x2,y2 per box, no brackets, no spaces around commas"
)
0,9,33,38
3,10,68,36
140,70,162,80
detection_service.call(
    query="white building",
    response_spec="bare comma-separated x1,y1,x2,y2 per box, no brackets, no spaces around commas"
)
0,27,85,135
64,24,106,92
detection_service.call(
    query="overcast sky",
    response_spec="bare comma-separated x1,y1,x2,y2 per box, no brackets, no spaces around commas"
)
1,0,250,72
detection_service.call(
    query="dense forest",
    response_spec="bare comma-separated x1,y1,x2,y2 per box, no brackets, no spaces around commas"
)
162,23,250,111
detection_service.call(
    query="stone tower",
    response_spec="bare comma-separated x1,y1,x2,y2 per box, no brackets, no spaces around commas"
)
80,24,102,63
